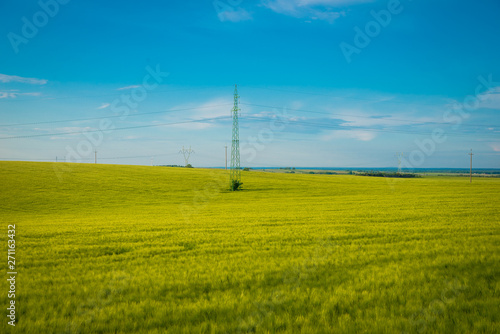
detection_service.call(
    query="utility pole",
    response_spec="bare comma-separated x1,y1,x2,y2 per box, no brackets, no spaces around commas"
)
94,150,97,164
469,149,474,183
230,84,241,190
225,145,228,170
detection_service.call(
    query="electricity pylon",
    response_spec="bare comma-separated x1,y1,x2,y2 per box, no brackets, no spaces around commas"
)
179,146,194,166
469,149,474,183
396,152,404,174
230,84,241,190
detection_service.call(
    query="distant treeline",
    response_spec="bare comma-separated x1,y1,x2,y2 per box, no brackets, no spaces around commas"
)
426,169,500,174
358,171,421,178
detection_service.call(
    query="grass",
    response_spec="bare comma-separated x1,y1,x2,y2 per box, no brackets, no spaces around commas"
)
0,161,499,333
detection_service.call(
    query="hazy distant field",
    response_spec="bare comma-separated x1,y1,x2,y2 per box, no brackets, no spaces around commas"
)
1,161,499,333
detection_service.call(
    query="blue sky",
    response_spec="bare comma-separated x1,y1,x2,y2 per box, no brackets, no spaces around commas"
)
0,0,499,168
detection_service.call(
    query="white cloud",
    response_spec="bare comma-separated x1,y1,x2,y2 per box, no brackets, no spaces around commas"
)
0,90,41,99
171,121,216,130
46,127,92,139
477,86,500,110
124,135,140,140
97,103,110,109
50,136,73,140
298,0,372,4
340,113,410,127
116,85,141,91
0,73,47,85
490,143,500,152
261,0,371,22
172,98,234,119
218,8,253,22
163,98,233,131
323,105,441,128
489,142,500,152
289,100,304,110
322,129,376,141
51,126,92,133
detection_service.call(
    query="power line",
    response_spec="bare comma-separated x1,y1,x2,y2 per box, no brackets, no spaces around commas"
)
0,116,231,140
240,115,498,139
2,150,498,164
0,152,181,162
1,112,494,141
99,152,179,160
0,86,220,104
1,101,494,131
0,104,232,127
0,158,65,161
240,103,499,129
241,85,470,107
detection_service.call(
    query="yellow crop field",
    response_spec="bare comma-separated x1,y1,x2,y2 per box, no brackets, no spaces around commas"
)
0,161,499,333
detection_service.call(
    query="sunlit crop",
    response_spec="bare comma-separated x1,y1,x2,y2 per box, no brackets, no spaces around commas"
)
0,162,498,333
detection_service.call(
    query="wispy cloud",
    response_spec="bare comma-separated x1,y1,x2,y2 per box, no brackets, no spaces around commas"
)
490,143,500,152
322,129,377,141
97,103,110,109
0,90,41,99
218,8,253,22
333,109,418,128
165,98,233,130
0,73,47,85
170,98,233,119
261,0,371,23
171,121,216,130
116,85,141,91
46,126,93,139
477,86,500,110
124,135,140,140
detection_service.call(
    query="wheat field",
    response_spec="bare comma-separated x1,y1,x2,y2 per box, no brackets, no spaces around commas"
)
0,161,498,333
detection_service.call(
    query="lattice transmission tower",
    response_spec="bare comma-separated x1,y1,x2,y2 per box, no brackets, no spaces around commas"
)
396,152,404,174
230,84,241,191
179,146,194,166
468,149,474,183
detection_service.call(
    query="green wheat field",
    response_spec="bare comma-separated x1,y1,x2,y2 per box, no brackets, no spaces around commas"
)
1,161,499,333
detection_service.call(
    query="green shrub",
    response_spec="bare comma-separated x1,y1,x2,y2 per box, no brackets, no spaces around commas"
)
230,179,243,191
